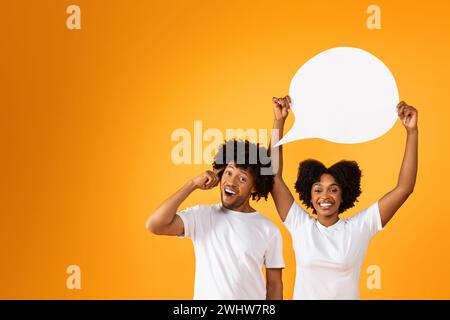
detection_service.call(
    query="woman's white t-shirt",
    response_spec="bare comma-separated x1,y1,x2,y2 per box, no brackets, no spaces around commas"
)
284,201,383,300
177,203,285,300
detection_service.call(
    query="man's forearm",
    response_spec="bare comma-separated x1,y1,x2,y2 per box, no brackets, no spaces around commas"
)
266,282,283,300
146,180,196,230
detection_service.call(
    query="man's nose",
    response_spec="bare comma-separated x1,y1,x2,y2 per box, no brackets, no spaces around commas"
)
227,175,240,186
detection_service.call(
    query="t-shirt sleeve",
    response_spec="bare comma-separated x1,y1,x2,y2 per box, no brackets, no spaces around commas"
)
176,205,201,239
283,201,312,234
264,228,285,269
348,201,383,239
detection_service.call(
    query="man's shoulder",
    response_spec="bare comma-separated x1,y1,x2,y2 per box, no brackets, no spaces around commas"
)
178,204,217,216
252,211,282,233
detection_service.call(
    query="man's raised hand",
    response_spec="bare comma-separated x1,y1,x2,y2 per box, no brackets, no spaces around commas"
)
192,171,220,190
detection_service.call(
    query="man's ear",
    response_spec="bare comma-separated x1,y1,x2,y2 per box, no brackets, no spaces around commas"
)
214,167,225,177
251,184,257,194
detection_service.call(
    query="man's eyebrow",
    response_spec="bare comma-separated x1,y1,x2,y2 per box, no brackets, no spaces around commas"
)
227,164,249,176
239,169,249,177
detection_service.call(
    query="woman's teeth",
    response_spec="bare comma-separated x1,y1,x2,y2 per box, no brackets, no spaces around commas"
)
319,203,333,208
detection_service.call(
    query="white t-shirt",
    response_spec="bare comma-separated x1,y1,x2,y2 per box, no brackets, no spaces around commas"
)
284,201,383,300
177,203,285,300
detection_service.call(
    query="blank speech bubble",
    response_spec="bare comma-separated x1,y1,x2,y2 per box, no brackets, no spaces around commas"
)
275,47,399,146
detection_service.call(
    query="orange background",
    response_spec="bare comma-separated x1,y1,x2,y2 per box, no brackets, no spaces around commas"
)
2,0,450,299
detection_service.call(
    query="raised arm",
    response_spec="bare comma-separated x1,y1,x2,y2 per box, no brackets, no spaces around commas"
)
378,101,418,227
270,96,295,222
146,171,220,236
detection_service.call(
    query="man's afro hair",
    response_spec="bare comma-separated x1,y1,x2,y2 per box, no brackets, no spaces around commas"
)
212,139,274,201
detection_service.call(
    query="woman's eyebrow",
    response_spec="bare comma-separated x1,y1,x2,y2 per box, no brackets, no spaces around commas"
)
313,183,339,187
327,183,340,188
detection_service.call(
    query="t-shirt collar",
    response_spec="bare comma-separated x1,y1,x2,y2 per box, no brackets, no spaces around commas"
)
315,218,343,231
218,203,259,216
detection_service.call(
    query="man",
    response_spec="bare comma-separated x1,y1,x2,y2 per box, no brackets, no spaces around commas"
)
146,139,285,299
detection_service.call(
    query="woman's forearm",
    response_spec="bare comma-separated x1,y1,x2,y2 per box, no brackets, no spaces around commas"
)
270,119,286,177
397,129,418,194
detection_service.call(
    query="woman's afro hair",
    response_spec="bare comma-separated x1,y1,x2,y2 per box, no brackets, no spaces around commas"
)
294,159,362,214
212,139,274,201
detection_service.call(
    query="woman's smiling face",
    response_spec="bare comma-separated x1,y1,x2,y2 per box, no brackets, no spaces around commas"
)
311,173,342,217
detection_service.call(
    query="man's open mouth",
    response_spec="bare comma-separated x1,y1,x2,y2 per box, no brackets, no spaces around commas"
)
224,187,237,197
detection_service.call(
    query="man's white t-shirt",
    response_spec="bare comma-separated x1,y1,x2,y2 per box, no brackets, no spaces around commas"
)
177,203,285,300
284,201,383,300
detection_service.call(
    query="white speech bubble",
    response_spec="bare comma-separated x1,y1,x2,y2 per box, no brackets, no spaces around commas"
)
275,47,399,146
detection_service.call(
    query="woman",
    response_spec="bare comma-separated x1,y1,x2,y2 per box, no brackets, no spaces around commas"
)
270,95,418,299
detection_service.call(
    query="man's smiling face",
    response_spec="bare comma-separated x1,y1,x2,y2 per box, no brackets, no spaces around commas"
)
220,161,257,211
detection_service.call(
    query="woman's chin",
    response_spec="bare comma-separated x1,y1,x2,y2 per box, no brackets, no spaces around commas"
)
316,209,338,217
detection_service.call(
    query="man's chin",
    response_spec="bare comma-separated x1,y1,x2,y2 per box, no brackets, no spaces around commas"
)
221,200,234,209
221,199,239,210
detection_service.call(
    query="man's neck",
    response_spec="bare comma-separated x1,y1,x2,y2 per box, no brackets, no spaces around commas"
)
223,202,255,213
